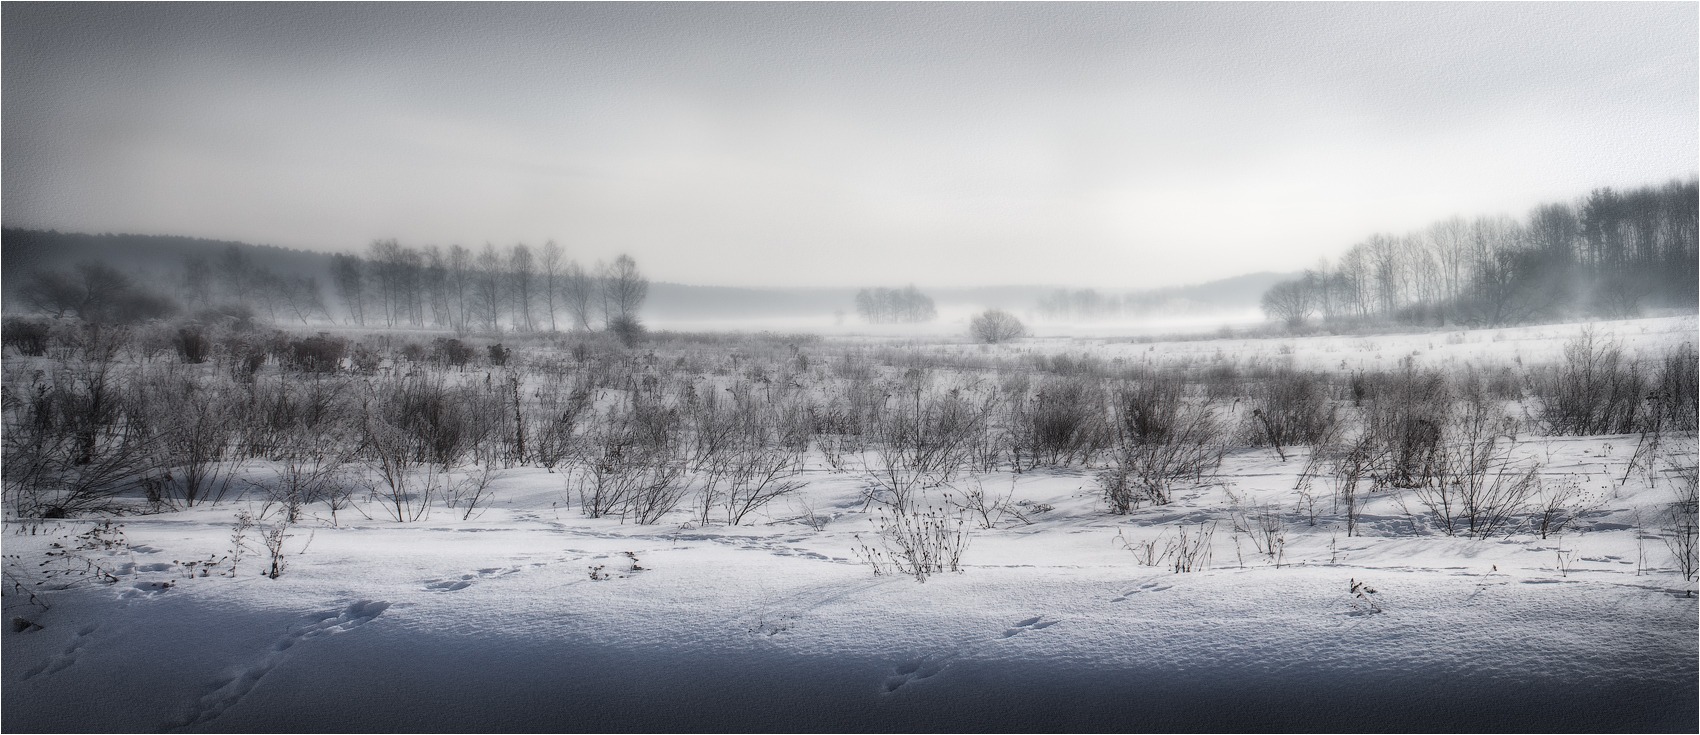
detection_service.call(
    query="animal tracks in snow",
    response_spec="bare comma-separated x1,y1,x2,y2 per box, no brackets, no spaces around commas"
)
422,566,522,592
670,531,841,562
883,614,1062,694
1110,581,1171,602
1001,615,1060,638
883,655,949,693
176,600,389,730
20,625,96,681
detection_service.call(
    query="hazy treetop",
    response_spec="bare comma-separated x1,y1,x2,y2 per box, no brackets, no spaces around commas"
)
4,3,1694,288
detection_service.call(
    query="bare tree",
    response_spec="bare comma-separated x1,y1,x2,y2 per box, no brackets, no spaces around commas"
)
446,245,473,333
540,240,562,332
475,244,504,331
367,239,402,327
509,243,535,332
277,275,329,325
1260,278,1315,327
560,260,593,331
18,269,84,318
421,245,452,329
1429,216,1470,319
181,255,213,309
217,245,253,306
600,254,648,324
331,253,367,327
20,262,137,322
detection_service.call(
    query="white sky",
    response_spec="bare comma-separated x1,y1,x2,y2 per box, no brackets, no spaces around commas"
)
4,3,1695,288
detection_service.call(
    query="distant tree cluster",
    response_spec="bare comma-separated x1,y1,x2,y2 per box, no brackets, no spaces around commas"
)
330,240,646,336
1262,179,1699,327
16,261,178,325
183,246,329,325
16,244,328,327
854,286,936,324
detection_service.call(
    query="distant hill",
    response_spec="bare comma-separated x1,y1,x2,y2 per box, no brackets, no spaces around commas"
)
2,228,1290,322
1120,271,1298,312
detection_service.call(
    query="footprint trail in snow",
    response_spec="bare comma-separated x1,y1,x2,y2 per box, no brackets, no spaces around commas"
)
883,614,1062,693
175,600,389,730
20,625,97,681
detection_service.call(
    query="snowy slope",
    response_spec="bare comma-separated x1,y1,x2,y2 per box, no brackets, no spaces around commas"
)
3,320,1696,733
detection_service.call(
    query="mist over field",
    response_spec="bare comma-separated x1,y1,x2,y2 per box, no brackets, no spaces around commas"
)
3,3,1696,734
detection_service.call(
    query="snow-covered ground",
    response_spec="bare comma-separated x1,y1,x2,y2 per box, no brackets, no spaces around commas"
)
4,318,1696,732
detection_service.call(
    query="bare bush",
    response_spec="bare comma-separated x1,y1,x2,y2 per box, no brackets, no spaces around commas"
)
1431,405,1541,539
261,516,294,579
863,380,996,508
1231,503,1287,566
1532,328,1647,435
1662,447,1698,583
266,419,357,523
444,464,501,521
1532,476,1599,540
570,394,690,524
1115,528,1169,567
1322,430,1385,537
1115,371,1186,446
1651,343,1698,432
2,318,51,356
1360,367,1451,488
531,371,592,470
1166,522,1216,573
3,361,153,518
139,375,243,508
277,334,346,373
1245,368,1336,460
1100,383,1223,512
714,447,807,526
359,385,444,523
855,496,970,582
948,475,1034,529
1013,377,1107,467
969,309,1027,344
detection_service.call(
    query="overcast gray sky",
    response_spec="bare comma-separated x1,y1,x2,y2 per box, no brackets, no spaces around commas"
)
4,2,1695,288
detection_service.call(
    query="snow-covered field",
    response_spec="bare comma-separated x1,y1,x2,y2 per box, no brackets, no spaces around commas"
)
4,317,1696,732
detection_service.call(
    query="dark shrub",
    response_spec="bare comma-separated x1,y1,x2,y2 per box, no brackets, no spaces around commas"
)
433,337,475,368
1016,377,1107,466
609,315,645,348
1244,368,1336,452
1116,372,1188,446
351,344,383,373
1359,367,1451,488
175,326,211,364
281,335,347,373
3,318,51,356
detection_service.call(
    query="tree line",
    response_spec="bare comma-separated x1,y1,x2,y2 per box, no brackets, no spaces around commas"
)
330,240,646,336
1263,179,1699,327
853,286,936,324
19,245,330,327
10,236,650,340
